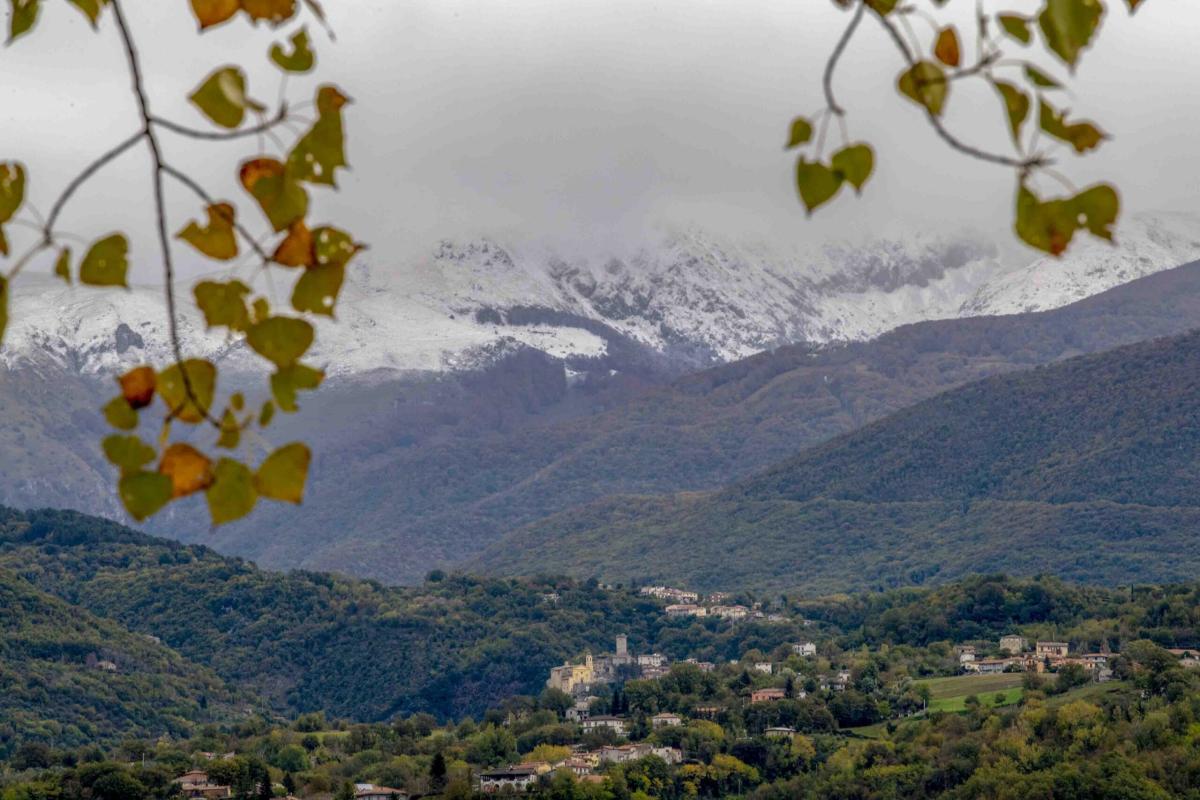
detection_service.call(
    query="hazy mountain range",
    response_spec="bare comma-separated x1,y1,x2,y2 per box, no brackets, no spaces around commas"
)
1,213,1200,584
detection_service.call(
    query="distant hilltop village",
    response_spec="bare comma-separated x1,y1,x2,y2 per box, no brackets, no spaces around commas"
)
639,585,797,623
548,635,677,695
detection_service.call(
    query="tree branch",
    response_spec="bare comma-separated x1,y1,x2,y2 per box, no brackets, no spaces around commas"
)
823,0,868,116
43,131,146,239
871,6,1045,171
110,0,219,427
150,108,289,142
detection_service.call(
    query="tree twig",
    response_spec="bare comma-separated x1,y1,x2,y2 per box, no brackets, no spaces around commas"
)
44,130,145,239
150,107,289,141
823,0,868,117
110,0,219,428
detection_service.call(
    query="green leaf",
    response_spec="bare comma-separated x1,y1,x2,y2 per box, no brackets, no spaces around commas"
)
194,279,251,331
207,458,258,525
259,400,276,427
1024,65,1062,89
254,442,310,504
830,144,874,194
292,262,344,316
270,27,314,72
865,0,897,13
102,434,155,474
1038,0,1104,68
286,85,350,187
312,226,363,267
118,470,173,521
997,14,1032,45
240,158,308,232
7,0,40,43
794,159,843,215
177,202,238,260
1039,100,1106,153
189,67,264,129
103,396,138,430
993,81,1030,145
785,117,813,150
246,316,314,367
271,363,324,412
897,61,948,117
217,408,240,449
157,359,216,423
79,233,129,287
0,162,25,223
1015,182,1119,256
54,247,71,283
66,0,104,27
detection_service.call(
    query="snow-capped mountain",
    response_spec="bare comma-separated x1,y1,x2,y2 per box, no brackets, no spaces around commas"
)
3,213,1199,380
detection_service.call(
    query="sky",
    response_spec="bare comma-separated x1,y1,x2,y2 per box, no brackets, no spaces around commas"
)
2,0,1199,282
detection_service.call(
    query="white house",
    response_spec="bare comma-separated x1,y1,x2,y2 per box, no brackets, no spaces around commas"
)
581,716,628,735
479,767,539,794
651,712,683,729
792,642,817,657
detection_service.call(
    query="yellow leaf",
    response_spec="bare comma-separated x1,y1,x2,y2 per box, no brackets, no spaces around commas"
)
240,158,308,232
207,458,258,524
190,0,239,30
830,144,874,194
272,220,313,267
119,470,173,521
292,262,344,317
312,226,364,267
79,233,129,287
1038,0,1104,68
785,117,812,150
217,408,241,449
259,400,276,427
159,442,214,498
54,247,71,284
993,81,1030,145
934,27,960,67
158,359,217,424
177,202,239,260
997,14,1032,45
119,365,157,410
7,0,40,43
794,159,843,215
240,0,296,25
65,0,105,27
254,442,310,503
246,316,314,367
0,162,26,223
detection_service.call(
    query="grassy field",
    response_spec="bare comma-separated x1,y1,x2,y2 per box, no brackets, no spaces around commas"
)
915,673,1025,700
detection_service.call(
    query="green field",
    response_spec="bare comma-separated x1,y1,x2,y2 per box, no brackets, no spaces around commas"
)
914,673,1025,700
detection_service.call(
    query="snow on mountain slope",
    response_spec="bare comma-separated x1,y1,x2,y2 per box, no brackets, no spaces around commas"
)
2,214,1198,380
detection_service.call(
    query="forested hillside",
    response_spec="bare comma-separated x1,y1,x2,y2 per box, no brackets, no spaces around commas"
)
172,260,1200,583
0,508,809,725
476,328,1200,592
0,569,238,749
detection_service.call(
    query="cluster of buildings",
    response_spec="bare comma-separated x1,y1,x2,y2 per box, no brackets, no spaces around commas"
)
547,635,674,695
480,744,683,794
641,585,791,623
958,637,1114,680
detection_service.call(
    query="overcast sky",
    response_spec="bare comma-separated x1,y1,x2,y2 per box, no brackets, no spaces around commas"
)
2,0,1199,281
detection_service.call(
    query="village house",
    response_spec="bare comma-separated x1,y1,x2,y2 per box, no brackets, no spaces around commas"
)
636,653,667,668
558,757,595,777
999,635,1028,654
710,605,750,620
581,715,628,735
174,770,231,800
708,592,732,603
355,785,408,800
1079,653,1110,668
651,712,683,728
598,743,653,764
684,658,716,672
792,642,817,657
547,654,595,694
1168,648,1200,668
640,665,670,680
95,660,118,672
566,700,594,722
640,586,700,603
753,662,773,674
965,658,1014,675
750,687,787,703
480,766,540,794
764,727,796,738
1036,641,1070,659
665,603,707,618
693,705,724,717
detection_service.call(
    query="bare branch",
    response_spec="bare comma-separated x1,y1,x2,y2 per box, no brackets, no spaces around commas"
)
871,7,1045,171
110,0,219,428
44,130,145,239
823,1,868,117
150,108,289,142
